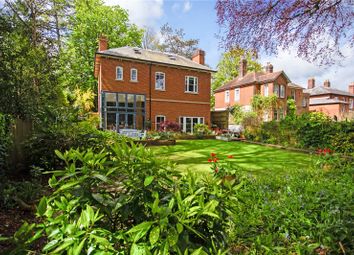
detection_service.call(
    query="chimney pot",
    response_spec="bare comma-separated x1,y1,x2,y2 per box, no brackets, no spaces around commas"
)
349,82,354,94
99,35,108,51
265,62,273,73
323,79,330,88
239,57,247,77
308,77,315,89
192,49,205,65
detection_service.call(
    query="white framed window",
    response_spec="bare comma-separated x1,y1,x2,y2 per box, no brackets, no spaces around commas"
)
155,115,166,130
155,72,165,90
225,90,230,103
234,88,240,102
185,76,198,93
264,84,269,96
302,97,307,107
130,68,138,82
349,98,353,110
291,89,296,100
179,116,204,133
280,85,285,98
116,66,123,80
273,84,279,97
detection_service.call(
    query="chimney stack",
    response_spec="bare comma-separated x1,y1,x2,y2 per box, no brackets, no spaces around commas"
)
192,49,205,65
99,35,108,51
265,62,273,73
349,82,354,94
308,77,315,89
239,57,247,77
323,79,331,88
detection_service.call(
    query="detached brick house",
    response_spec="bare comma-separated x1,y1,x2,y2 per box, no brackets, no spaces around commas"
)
214,60,309,121
304,78,354,120
94,37,214,132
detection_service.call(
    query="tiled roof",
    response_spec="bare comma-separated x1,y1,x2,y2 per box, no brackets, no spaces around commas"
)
214,70,288,92
97,46,214,72
288,82,305,89
304,86,354,97
309,98,349,105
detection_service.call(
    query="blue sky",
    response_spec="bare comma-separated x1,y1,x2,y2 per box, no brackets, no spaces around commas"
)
1,0,352,90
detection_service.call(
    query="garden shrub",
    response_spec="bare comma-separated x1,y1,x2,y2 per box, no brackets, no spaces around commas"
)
159,120,181,132
193,123,211,138
0,113,12,174
7,142,240,254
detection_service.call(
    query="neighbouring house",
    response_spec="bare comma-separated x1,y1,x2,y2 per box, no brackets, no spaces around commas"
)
304,78,354,120
213,60,309,125
94,36,215,133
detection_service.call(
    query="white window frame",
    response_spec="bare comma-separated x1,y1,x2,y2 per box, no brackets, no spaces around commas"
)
291,89,296,100
185,76,198,93
130,68,138,82
234,88,240,102
280,85,285,98
264,84,269,96
302,97,307,107
349,98,353,110
273,84,279,97
225,90,230,103
179,116,204,133
155,72,165,90
116,66,123,80
155,115,166,130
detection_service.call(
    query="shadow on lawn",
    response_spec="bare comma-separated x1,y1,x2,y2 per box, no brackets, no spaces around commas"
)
152,140,315,176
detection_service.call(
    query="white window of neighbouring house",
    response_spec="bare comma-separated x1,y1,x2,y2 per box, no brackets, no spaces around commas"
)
234,88,240,101
185,76,198,93
155,115,166,130
349,98,353,109
302,97,307,107
280,85,285,98
225,90,230,103
273,84,279,97
116,66,123,80
155,72,165,90
291,89,296,100
264,84,269,96
130,68,138,82
179,116,204,133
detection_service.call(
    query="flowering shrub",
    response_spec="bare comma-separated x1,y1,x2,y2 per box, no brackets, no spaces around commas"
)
207,152,238,178
159,120,181,132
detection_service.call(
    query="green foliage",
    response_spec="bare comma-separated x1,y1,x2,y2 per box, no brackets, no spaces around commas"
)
229,104,244,124
251,94,278,121
286,98,296,120
193,124,211,138
11,143,240,254
0,113,12,173
61,0,143,92
212,49,262,107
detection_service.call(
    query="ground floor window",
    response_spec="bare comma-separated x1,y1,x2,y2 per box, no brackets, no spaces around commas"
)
155,115,166,130
179,116,204,133
101,92,145,131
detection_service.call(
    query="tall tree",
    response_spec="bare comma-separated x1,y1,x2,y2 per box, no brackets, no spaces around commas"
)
141,26,160,50
157,23,199,58
216,0,354,65
61,0,143,92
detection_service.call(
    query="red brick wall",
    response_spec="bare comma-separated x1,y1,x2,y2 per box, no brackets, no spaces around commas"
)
309,104,341,119
98,56,211,129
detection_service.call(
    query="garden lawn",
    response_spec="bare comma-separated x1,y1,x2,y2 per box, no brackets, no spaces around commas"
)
152,140,316,176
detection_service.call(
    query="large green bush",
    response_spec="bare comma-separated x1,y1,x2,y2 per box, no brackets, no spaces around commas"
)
0,113,12,174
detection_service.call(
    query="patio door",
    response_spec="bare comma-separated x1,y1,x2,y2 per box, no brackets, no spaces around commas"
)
180,116,204,133
117,113,135,129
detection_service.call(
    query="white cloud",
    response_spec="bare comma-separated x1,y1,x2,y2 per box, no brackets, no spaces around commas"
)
104,0,164,28
261,46,354,91
183,0,192,13
172,2,180,12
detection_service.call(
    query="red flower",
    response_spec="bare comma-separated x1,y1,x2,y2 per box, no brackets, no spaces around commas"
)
211,153,216,157
227,155,234,158
213,158,218,163
208,158,212,163
214,167,219,173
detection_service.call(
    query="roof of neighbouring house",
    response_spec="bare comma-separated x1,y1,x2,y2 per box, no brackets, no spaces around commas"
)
214,70,290,93
304,86,354,97
96,46,215,72
309,97,349,106
288,82,305,89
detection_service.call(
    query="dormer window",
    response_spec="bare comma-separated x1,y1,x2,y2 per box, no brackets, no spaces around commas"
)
130,68,138,82
116,66,123,80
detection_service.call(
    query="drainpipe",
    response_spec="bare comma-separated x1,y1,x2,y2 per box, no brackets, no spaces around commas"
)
149,63,152,128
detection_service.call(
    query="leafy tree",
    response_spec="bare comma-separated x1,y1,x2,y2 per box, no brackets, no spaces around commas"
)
216,0,354,65
156,23,199,58
251,94,278,122
141,26,160,50
286,98,296,120
211,48,262,107
60,0,143,92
